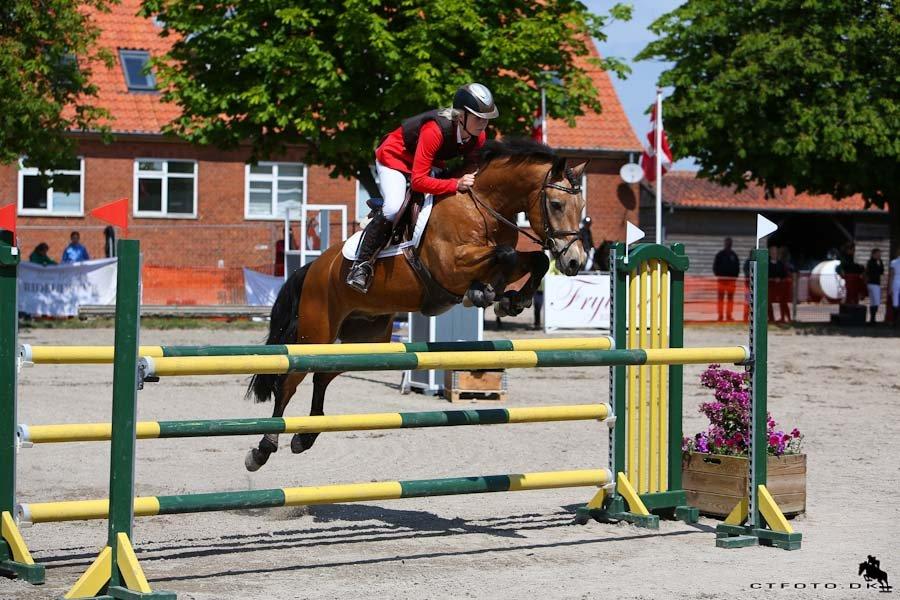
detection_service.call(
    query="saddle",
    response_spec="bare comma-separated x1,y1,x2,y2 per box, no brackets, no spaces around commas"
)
391,190,425,245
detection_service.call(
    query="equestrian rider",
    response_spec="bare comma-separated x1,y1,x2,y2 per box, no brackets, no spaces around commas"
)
346,83,500,293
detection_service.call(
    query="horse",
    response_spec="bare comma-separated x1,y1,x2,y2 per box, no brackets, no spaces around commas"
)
859,561,890,592
244,138,588,471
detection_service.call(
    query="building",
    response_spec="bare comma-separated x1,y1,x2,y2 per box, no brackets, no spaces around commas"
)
0,1,641,304
640,172,890,274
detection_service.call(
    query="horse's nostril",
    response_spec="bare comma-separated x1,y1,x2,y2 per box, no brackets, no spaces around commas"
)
568,259,578,271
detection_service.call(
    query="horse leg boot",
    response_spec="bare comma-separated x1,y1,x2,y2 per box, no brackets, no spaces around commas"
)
346,211,394,293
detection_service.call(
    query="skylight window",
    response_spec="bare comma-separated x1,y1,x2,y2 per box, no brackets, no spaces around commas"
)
120,50,156,91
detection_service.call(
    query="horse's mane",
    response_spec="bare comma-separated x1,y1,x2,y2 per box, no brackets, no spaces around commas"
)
479,137,560,168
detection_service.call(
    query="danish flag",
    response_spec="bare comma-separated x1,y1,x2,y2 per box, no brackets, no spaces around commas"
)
640,104,673,183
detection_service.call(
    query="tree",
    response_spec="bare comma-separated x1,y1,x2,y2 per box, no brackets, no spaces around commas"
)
140,0,631,194
637,0,900,256
0,0,114,175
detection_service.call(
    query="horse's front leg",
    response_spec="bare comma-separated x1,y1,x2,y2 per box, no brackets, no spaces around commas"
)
494,250,550,317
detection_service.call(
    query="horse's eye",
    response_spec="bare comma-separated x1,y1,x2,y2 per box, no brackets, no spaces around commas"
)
550,199,563,211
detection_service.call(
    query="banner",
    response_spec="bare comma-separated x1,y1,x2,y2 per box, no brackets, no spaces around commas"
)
19,258,118,317
243,268,283,306
543,272,611,331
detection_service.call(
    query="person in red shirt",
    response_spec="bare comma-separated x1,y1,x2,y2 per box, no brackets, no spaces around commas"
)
346,83,499,293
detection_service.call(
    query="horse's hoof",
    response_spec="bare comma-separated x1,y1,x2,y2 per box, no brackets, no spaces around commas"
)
291,433,317,454
245,448,267,472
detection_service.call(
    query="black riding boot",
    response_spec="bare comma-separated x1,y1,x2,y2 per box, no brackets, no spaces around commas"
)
346,212,394,293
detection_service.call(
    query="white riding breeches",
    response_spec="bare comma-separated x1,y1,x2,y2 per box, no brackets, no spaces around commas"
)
375,161,410,223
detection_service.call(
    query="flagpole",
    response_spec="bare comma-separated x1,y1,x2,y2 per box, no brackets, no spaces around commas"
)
655,88,663,244
541,85,548,145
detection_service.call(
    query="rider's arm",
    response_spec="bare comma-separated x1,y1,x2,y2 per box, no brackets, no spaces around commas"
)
410,121,460,196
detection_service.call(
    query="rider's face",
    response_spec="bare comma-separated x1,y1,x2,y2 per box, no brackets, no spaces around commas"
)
461,113,488,139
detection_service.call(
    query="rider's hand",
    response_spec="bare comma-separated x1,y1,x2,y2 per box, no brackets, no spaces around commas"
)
457,172,477,192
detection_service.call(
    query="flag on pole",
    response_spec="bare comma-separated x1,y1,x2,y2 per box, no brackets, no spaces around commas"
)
531,107,543,142
640,104,673,183
89,198,129,230
0,204,16,237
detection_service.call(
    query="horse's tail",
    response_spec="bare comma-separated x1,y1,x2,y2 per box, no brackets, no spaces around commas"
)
246,263,311,403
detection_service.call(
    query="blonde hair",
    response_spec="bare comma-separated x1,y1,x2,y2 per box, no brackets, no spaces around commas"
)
437,107,462,121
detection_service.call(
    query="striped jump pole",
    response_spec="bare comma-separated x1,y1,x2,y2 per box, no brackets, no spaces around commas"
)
17,404,610,445
140,346,751,378
19,336,615,365
17,469,612,525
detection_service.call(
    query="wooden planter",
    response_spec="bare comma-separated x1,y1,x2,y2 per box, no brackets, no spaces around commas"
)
682,452,806,518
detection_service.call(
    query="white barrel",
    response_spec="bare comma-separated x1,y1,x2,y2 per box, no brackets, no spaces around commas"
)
809,260,845,301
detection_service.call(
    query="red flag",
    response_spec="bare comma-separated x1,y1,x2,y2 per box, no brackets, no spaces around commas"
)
531,107,543,142
90,198,129,230
0,204,15,237
640,104,673,182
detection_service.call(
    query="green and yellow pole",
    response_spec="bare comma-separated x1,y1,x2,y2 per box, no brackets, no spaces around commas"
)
0,229,44,584
66,240,173,599
18,469,612,524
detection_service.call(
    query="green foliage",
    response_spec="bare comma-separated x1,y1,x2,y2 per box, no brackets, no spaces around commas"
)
140,0,631,186
637,0,898,215
0,0,114,173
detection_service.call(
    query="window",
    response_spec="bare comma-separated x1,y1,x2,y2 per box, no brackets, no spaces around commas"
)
120,50,155,91
133,159,197,218
355,166,381,223
244,162,307,219
17,158,84,216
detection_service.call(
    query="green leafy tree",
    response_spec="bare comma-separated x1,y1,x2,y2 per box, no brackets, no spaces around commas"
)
638,0,900,255
140,0,631,194
0,0,114,175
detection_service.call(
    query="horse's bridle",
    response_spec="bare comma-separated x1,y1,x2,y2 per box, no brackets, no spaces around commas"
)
467,165,583,258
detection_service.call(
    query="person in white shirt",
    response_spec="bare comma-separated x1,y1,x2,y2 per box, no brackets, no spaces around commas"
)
890,249,900,325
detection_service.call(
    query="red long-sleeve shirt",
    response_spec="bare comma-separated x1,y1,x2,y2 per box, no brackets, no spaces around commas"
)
375,120,486,196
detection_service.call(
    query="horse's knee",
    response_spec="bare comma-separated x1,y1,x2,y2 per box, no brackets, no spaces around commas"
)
495,245,517,270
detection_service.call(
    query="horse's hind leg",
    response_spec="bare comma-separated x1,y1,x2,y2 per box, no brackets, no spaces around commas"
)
289,313,395,455
290,372,337,454
245,373,307,471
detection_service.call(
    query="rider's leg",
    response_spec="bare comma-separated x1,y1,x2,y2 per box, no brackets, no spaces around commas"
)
346,162,406,293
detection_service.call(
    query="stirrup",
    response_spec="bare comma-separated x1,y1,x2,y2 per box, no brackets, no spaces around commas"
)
346,262,374,293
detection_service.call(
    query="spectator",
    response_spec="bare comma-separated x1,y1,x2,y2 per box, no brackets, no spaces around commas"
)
836,241,865,305
865,249,884,324
594,241,611,272
775,246,793,323
103,226,116,258
712,237,740,321
61,231,89,263
890,249,900,327
28,243,57,266
742,249,753,322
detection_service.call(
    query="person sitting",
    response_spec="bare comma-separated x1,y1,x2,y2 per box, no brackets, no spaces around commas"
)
29,242,57,266
346,83,500,293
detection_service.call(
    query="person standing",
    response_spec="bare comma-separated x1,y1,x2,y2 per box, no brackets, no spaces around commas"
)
865,249,884,324
890,249,900,327
61,231,90,263
712,237,740,321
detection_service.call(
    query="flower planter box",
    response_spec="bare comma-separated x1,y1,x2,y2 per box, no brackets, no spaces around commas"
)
682,451,806,518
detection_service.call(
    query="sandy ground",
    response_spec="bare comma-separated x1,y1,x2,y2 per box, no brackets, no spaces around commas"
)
3,319,899,600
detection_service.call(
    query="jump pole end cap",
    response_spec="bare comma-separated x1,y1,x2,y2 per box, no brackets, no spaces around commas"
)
15,424,32,449
17,344,34,368
14,504,32,527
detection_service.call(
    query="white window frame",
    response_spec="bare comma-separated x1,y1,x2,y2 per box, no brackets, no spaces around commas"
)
517,172,587,227
243,162,308,221
17,157,85,217
132,158,198,219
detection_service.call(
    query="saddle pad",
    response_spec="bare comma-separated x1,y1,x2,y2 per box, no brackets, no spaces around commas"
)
342,194,434,261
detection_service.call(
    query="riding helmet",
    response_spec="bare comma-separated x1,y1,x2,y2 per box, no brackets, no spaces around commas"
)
453,83,499,119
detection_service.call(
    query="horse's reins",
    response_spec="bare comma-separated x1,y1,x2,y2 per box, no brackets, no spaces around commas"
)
466,166,583,257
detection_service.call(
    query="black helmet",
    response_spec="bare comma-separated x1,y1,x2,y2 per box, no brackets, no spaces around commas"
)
453,83,499,119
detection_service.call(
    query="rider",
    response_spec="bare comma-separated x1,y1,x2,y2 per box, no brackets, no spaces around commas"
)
346,83,500,293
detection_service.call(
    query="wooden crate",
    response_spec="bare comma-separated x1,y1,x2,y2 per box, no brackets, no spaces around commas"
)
443,369,507,403
682,452,806,517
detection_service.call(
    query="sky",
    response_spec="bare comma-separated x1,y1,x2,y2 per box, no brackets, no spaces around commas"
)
587,0,697,170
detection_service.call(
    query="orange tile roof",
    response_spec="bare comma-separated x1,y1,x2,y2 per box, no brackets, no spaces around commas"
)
547,41,641,153
82,3,639,151
657,171,882,213
82,0,180,134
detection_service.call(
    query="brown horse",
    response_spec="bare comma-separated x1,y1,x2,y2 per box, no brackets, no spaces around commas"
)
245,138,587,471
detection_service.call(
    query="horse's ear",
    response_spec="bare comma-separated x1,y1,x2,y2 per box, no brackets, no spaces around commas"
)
568,160,589,181
551,156,567,180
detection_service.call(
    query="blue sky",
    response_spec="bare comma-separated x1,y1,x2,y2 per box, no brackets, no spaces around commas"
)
587,1,697,170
